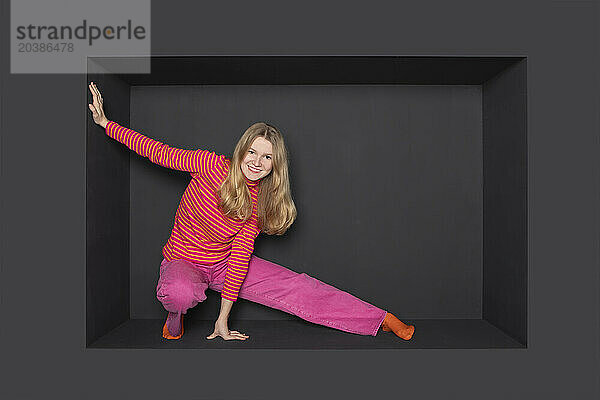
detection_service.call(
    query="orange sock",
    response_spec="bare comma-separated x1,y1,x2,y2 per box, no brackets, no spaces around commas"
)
162,313,184,339
380,312,414,340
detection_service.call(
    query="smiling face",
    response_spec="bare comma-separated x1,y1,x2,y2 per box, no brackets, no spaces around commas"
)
240,136,273,181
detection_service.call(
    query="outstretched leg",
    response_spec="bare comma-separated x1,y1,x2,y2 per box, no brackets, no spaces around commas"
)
210,255,390,336
156,258,210,339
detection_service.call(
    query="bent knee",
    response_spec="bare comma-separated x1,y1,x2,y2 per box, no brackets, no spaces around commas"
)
157,280,206,308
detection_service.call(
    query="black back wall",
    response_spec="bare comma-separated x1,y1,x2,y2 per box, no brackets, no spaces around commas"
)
128,84,483,321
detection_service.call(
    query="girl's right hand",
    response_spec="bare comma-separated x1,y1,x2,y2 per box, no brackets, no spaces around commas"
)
88,81,109,129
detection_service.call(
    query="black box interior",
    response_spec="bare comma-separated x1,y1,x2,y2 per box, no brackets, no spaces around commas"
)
86,56,527,349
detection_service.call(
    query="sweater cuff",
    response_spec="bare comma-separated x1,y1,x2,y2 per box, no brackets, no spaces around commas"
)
221,291,239,302
105,120,116,135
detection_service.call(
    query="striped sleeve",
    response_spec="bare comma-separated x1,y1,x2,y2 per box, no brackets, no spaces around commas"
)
105,120,223,175
221,220,260,302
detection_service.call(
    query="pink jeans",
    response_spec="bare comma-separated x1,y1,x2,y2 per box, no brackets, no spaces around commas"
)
156,254,387,336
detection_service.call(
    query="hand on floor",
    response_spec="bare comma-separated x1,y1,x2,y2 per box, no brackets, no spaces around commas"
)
206,319,249,341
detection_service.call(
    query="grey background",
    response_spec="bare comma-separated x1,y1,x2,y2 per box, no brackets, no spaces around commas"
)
129,85,482,321
2,0,598,399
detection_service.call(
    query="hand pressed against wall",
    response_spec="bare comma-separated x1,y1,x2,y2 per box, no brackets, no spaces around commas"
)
88,81,109,129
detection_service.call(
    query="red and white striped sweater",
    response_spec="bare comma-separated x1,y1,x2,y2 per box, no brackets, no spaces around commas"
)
105,120,261,302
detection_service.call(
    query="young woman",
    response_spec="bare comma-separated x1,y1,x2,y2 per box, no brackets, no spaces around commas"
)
88,82,415,342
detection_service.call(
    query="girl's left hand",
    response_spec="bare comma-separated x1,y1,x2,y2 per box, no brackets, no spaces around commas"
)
206,319,249,341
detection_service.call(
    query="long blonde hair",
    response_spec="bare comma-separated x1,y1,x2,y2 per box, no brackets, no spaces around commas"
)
217,122,297,235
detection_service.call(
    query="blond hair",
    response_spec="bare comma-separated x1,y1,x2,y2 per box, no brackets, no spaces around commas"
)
217,122,297,235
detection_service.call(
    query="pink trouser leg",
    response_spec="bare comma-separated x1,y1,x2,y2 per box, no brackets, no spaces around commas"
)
209,255,388,336
156,259,210,316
